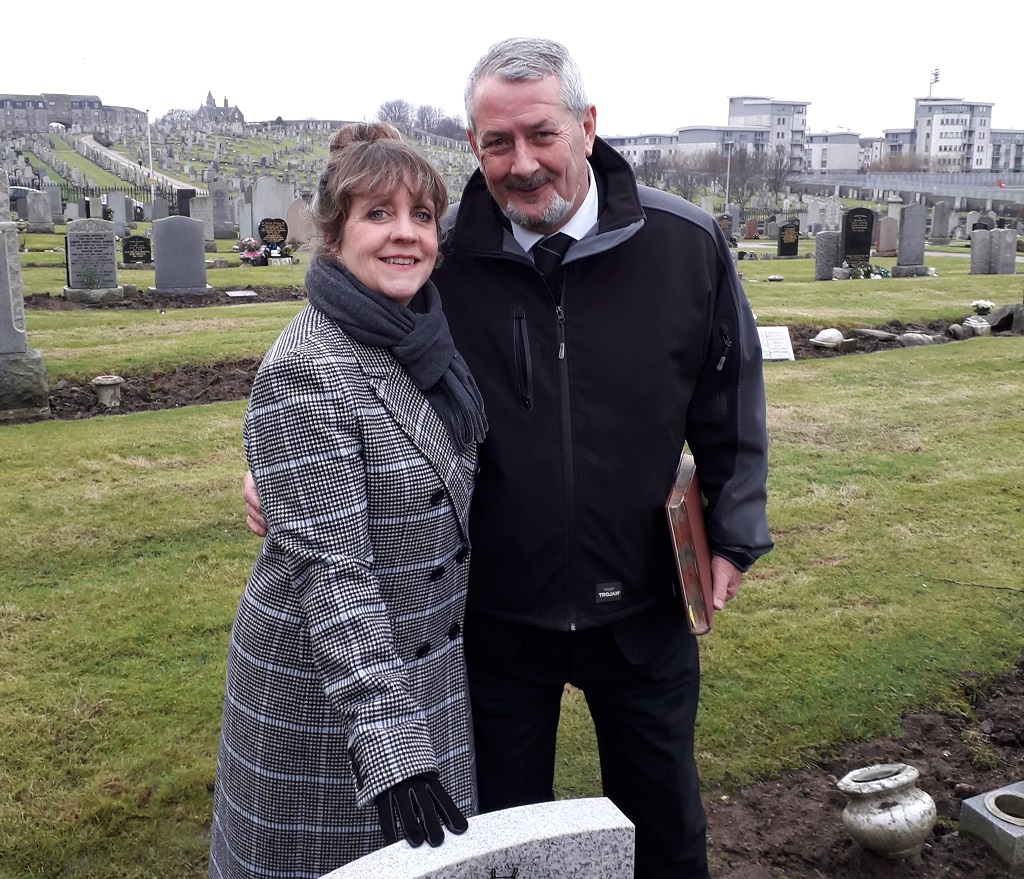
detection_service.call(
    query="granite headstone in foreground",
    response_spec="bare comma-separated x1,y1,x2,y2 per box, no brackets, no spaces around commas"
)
150,215,212,295
64,218,123,304
322,798,634,879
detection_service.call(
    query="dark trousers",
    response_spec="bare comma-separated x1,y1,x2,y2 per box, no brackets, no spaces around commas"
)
465,610,710,879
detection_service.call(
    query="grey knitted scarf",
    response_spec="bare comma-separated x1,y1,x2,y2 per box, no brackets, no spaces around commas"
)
304,256,487,452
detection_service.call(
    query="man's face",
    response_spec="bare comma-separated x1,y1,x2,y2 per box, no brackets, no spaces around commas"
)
468,75,596,234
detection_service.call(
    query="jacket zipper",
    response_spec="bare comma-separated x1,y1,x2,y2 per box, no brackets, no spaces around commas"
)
717,329,733,371
513,307,534,410
553,282,578,631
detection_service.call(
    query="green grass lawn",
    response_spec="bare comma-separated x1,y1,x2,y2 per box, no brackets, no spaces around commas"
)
2,241,1023,878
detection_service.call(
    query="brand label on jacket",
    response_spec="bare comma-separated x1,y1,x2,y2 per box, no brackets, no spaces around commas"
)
595,581,622,603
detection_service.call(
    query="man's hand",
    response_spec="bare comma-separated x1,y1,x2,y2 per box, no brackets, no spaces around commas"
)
711,555,742,611
243,470,267,538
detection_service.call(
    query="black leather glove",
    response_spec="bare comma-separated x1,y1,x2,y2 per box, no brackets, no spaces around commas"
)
374,772,469,848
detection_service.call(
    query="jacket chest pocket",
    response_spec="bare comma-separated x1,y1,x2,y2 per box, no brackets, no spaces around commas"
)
513,307,533,411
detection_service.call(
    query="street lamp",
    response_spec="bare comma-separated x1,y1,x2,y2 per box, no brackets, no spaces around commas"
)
723,138,733,212
146,109,155,203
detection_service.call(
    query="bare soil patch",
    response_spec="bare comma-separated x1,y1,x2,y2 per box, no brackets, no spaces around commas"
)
706,656,1024,878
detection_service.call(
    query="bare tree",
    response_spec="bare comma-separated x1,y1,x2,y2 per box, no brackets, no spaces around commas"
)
764,144,795,199
376,99,414,132
661,155,703,203
415,104,443,132
434,115,468,141
723,148,765,210
693,148,728,192
635,153,663,187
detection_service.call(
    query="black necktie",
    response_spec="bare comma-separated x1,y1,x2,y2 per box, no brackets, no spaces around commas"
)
531,232,573,276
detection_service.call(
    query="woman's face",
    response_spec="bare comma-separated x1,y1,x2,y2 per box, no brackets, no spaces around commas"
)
336,184,438,306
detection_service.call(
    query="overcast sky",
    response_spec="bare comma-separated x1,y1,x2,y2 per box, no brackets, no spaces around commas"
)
7,3,1021,139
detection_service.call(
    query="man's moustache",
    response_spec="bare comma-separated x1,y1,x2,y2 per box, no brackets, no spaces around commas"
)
507,175,551,191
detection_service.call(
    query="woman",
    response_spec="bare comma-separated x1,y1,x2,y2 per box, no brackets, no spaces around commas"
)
210,123,487,879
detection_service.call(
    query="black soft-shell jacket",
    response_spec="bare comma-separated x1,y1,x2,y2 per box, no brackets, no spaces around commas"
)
432,138,773,631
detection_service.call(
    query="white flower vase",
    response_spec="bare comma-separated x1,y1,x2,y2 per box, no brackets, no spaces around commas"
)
837,763,936,858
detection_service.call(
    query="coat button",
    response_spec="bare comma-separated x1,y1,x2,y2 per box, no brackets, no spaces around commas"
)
429,488,445,506
447,623,461,640
415,642,431,658
429,566,445,581
455,546,469,564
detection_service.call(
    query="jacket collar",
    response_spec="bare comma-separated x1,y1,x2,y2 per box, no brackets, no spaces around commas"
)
348,341,474,541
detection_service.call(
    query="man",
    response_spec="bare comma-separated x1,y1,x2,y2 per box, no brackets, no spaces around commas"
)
247,37,771,879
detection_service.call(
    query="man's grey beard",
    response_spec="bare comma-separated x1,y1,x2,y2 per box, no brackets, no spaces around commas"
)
503,190,575,233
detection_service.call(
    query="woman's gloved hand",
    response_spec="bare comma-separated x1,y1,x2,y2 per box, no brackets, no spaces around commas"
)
374,772,469,848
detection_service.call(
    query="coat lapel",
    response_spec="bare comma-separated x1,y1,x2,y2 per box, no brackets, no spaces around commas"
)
350,343,474,539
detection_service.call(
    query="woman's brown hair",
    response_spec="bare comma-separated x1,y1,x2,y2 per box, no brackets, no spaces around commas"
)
311,122,448,257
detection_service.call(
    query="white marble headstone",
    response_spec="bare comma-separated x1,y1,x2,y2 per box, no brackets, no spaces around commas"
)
321,798,634,879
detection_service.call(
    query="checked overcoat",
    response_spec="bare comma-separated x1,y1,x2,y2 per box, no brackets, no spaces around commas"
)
209,303,477,879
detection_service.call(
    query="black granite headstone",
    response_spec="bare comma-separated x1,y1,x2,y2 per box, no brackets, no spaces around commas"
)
777,220,800,257
122,235,152,264
258,217,288,246
177,188,197,217
841,208,874,263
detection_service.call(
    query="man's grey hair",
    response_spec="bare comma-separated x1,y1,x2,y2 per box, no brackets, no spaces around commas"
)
465,37,590,134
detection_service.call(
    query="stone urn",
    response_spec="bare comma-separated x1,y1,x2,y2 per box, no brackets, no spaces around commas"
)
837,763,936,858
91,375,125,408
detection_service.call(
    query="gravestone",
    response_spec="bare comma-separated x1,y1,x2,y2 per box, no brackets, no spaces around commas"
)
875,216,899,257
190,195,215,245
886,196,903,219
993,229,1019,274
26,190,54,233
285,197,315,247
64,202,80,222
210,180,235,238
824,197,842,231
322,798,634,879
176,187,197,218
46,187,63,224
776,220,800,258
930,201,951,245
105,191,127,237
840,208,874,264
700,196,715,215
765,218,779,239
253,177,296,243
757,326,795,361
64,218,123,303
1,170,51,422
239,186,254,241
814,231,841,281
971,229,1020,275
150,215,212,295
974,216,995,233
892,203,928,278
88,196,103,220
121,235,152,266
965,210,981,236
743,217,758,239
970,229,993,275
152,196,169,221
806,201,822,231
258,217,288,248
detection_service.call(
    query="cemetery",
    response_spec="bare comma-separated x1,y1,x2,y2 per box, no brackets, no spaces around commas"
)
2,121,1024,879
